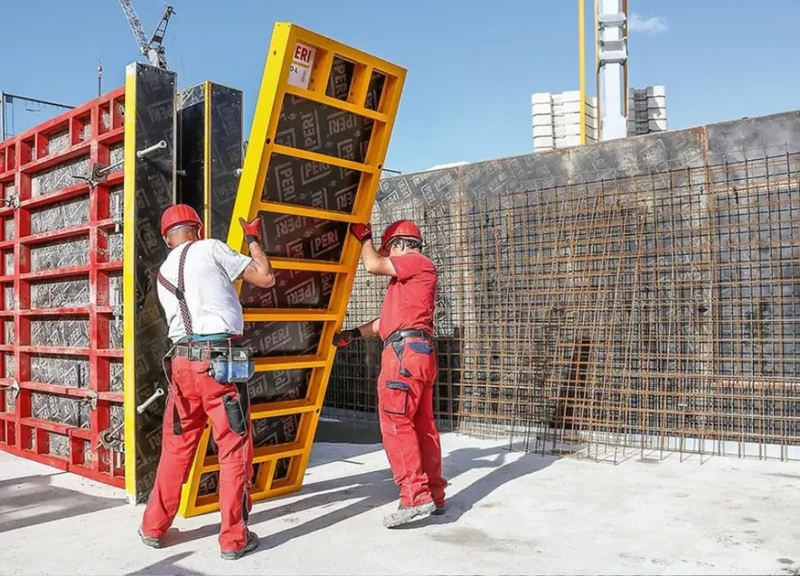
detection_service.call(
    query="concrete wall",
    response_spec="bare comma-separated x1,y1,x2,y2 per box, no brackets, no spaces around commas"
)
385,110,800,207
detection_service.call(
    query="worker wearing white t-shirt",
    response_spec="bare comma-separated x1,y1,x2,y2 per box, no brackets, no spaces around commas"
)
138,204,275,561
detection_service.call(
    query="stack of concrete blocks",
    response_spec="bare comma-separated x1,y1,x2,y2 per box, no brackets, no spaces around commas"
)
531,91,598,152
627,86,667,137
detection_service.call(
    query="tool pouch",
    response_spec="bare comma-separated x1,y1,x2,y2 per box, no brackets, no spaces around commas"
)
223,386,250,436
209,347,255,383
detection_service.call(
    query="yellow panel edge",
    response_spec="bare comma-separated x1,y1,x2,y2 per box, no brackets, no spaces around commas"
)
226,22,295,254
122,63,139,501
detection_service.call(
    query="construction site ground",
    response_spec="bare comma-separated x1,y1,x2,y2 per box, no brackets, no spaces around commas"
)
2,429,800,576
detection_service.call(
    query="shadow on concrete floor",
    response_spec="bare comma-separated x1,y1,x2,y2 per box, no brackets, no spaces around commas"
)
126,552,202,576
0,471,124,534
167,441,555,557
314,418,383,446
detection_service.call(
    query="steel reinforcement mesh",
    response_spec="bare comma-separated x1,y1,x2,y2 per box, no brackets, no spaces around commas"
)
326,151,800,462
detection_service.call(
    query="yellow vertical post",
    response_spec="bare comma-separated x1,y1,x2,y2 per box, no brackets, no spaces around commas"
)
578,0,587,145
595,0,601,141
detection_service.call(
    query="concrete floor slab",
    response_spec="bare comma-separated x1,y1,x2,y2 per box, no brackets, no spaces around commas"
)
2,434,800,575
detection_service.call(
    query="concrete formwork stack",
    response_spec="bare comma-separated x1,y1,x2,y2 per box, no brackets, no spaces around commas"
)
532,91,599,152
627,86,668,137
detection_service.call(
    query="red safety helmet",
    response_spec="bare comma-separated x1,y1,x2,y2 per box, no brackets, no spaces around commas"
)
161,204,204,238
379,219,423,256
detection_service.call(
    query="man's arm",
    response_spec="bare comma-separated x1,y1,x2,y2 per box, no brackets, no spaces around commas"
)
357,317,380,338
350,223,396,277
333,317,379,348
360,240,396,277
241,241,276,288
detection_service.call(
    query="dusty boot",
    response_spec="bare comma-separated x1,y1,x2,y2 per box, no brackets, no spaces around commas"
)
383,501,436,528
138,526,162,549
220,530,259,561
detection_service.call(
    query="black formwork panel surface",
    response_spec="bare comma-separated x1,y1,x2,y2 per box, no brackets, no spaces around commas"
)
177,83,205,219
208,83,243,241
126,63,177,502
177,82,243,242
196,86,373,495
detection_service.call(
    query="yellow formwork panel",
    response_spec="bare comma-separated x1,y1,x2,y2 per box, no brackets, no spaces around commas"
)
178,22,406,518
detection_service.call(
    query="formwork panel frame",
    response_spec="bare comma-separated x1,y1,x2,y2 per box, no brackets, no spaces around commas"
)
0,89,126,486
178,22,405,517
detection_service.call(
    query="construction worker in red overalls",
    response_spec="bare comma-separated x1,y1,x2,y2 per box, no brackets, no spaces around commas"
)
138,205,275,560
334,220,446,528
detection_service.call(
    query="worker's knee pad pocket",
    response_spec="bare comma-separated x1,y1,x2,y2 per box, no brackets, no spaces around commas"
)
408,341,433,355
382,381,409,415
223,394,248,436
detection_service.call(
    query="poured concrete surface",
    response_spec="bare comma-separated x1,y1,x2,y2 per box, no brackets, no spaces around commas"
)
2,434,800,576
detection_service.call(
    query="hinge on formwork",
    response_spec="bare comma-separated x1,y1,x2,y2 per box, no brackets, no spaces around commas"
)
110,282,122,332
1,378,20,399
84,389,98,411
2,193,20,210
111,191,123,233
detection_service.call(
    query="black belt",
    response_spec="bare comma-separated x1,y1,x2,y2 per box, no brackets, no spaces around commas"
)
173,342,231,361
383,329,432,349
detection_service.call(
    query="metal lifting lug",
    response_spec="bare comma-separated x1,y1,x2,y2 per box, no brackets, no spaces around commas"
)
136,139,167,159
136,387,165,415
73,140,168,189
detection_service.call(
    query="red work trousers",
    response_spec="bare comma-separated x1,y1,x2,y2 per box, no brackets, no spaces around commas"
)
141,356,254,552
377,336,446,508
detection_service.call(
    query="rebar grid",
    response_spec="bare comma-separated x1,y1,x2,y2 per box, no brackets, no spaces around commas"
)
326,151,800,462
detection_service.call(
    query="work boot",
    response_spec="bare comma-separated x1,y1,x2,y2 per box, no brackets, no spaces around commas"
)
138,526,162,549
431,503,446,516
220,530,259,561
383,501,436,528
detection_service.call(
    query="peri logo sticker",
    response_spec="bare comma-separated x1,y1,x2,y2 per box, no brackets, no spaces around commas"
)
288,42,317,90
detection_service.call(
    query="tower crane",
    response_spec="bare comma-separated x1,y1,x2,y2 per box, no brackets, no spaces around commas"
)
118,0,175,70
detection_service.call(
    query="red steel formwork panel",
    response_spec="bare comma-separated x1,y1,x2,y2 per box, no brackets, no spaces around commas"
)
0,89,126,487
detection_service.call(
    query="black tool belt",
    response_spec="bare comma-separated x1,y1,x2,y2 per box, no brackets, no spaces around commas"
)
383,329,432,349
174,342,240,361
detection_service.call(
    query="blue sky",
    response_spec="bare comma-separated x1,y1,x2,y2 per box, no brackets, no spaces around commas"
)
1,0,799,174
